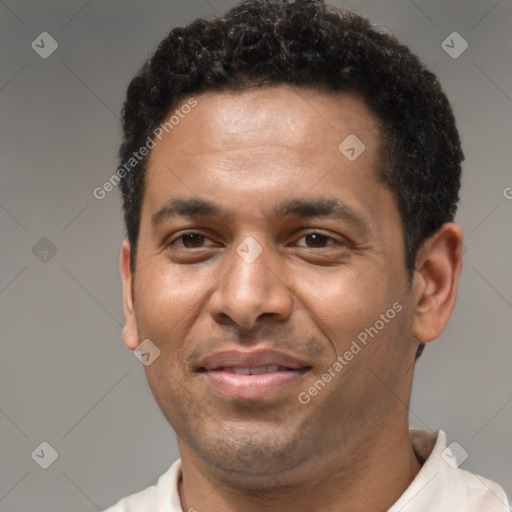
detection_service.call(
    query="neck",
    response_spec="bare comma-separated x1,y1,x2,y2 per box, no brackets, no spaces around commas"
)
177,424,422,512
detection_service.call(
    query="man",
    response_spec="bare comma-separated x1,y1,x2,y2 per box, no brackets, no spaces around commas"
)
105,0,510,510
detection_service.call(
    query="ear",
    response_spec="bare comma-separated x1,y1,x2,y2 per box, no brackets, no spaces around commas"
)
411,223,463,343
120,239,140,350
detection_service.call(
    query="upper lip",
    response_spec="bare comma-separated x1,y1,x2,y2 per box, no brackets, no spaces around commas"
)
198,348,311,371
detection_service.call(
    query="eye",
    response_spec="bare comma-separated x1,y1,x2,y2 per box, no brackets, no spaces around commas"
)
168,231,215,248
295,232,339,248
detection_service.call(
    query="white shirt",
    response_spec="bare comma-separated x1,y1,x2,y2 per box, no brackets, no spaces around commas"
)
104,429,510,511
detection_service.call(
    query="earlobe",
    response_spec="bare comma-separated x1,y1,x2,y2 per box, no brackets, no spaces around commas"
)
411,223,463,343
120,240,140,350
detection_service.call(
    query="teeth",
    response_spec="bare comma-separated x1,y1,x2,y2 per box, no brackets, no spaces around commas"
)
233,367,251,375
231,365,282,375
250,366,267,374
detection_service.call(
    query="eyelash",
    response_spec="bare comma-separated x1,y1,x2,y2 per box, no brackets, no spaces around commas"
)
167,230,342,249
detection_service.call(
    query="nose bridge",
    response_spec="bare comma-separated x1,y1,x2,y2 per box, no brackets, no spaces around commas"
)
209,235,292,328
230,236,270,292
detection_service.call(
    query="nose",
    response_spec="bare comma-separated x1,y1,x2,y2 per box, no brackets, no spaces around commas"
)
208,238,293,329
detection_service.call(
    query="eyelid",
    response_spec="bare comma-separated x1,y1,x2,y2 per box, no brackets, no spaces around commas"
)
165,229,347,249
166,229,217,247
292,230,344,247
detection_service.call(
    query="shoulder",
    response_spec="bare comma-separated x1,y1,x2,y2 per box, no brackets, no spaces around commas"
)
449,467,510,511
103,484,157,512
102,459,182,512
390,429,510,511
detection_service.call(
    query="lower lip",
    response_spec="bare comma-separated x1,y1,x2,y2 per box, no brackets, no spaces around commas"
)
202,370,307,400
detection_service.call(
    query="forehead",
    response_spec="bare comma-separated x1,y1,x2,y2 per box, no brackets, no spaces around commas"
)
150,85,381,164
142,85,391,226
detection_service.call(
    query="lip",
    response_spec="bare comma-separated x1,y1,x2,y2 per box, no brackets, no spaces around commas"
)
199,348,309,371
198,348,311,400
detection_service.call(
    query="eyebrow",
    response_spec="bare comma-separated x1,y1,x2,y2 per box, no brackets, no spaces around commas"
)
151,196,370,232
276,197,366,228
152,197,222,226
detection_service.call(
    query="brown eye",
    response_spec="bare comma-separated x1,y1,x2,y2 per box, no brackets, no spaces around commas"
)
304,233,331,247
296,232,338,248
164,231,220,264
179,233,206,248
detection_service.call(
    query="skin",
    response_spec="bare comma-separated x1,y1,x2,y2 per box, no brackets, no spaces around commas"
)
120,85,463,512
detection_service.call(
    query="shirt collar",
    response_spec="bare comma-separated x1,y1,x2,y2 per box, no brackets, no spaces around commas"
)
156,429,509,512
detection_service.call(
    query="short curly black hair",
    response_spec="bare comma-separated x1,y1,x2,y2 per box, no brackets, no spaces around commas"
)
118,0,463,277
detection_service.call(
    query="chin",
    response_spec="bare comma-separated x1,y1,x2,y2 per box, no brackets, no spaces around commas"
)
191,425,310,487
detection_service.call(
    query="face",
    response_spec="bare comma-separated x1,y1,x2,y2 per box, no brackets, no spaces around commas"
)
121,86,423,485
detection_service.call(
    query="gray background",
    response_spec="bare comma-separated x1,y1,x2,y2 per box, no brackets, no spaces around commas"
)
0,0,511,510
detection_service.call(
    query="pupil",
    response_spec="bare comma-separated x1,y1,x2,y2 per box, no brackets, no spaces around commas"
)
183,233,204,247
307,234,327,247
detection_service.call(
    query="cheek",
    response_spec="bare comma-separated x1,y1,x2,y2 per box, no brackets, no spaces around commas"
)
134,261,228,361
291,266,392,350
133,266,200,408
134,263,200,341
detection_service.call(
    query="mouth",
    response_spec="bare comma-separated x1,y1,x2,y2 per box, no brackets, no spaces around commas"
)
213,365,298,375
198,350,311,400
